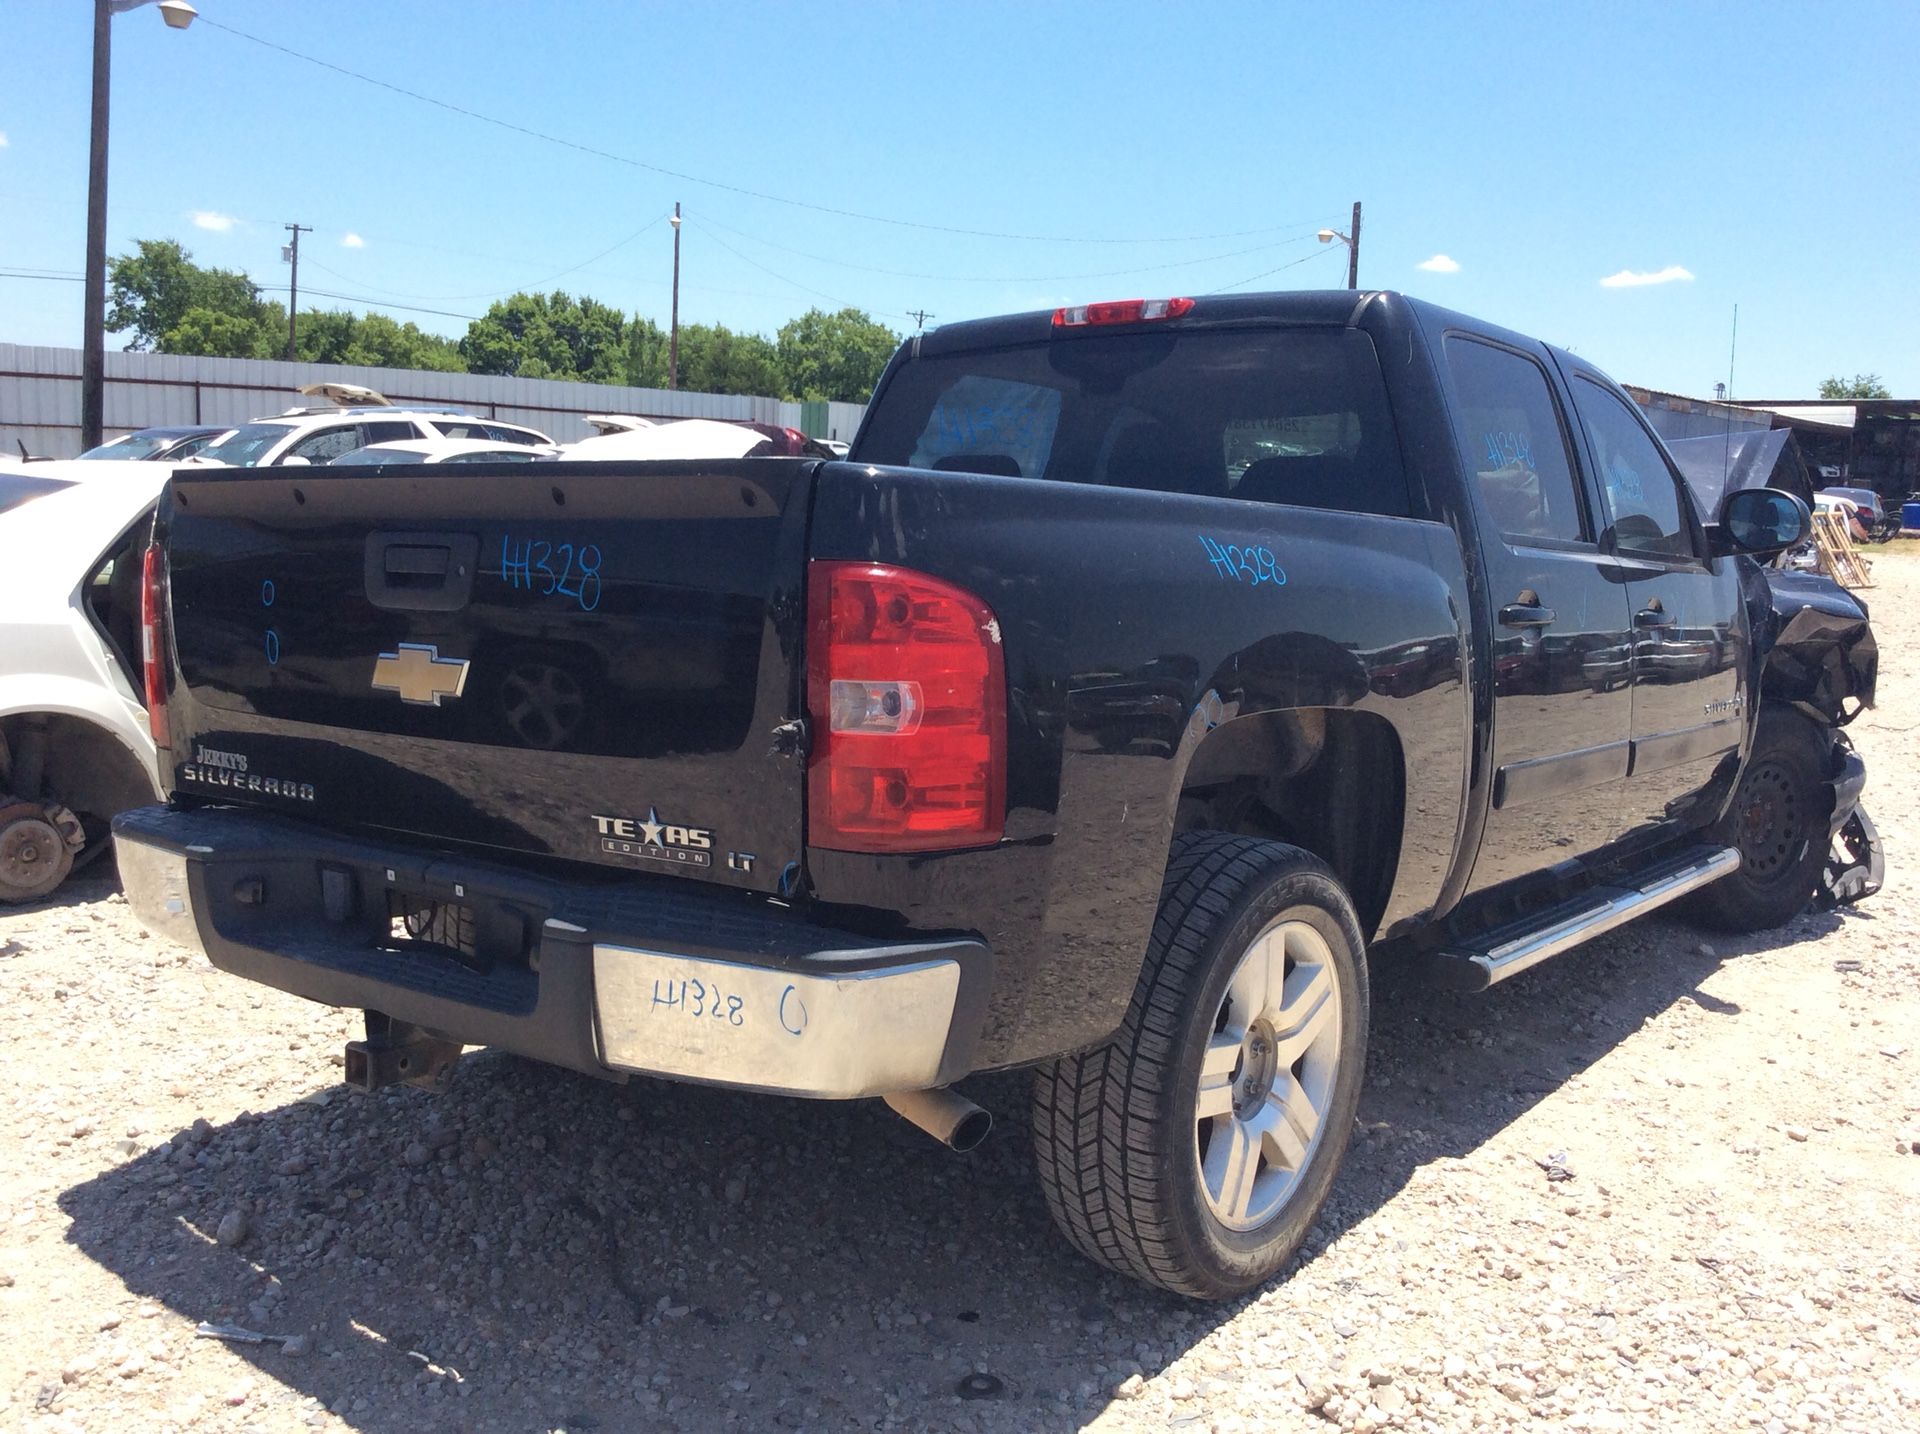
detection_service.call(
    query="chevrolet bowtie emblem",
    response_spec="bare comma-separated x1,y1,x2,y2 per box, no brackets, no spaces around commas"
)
371,643,471,706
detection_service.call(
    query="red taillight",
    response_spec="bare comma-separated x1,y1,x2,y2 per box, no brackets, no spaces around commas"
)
1052,296,1195,327
140,540,169,748
806,562,1005,853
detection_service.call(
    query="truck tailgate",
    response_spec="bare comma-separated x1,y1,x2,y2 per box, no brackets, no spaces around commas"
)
158,460,813,895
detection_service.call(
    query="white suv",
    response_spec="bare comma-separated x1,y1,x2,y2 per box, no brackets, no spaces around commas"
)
193,386,553,468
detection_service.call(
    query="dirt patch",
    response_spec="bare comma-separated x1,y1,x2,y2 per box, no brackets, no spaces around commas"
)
3,562,1916,1433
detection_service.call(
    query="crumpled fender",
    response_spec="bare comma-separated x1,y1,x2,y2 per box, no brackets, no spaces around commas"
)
1741,564,1878,726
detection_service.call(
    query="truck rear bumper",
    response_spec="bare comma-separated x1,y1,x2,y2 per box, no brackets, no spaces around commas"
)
113,805,990,1098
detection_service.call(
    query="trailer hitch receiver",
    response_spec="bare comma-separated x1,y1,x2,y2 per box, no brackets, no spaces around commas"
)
344,1014,464,1092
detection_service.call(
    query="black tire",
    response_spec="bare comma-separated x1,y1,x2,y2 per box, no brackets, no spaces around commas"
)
1685,709,1832,932
1031,832,1369,1300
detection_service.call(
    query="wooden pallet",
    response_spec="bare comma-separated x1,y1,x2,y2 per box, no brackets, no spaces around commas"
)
1812,508,1875,589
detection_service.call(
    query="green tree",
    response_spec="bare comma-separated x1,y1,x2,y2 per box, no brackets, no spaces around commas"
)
295,310,465,372
1818,374,1892,400
676,322,786,398
162,304,282,359
623,316,671,389
459,291,627,381
106,238,280,357
776,307,900,402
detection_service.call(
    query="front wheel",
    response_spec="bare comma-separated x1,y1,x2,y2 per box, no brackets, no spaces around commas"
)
1685,709,1833,932
1032,833,1369,1299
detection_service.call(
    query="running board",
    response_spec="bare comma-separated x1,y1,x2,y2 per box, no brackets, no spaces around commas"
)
1426,845,1740,993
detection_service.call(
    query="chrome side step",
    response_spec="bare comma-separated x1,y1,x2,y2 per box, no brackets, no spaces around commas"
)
1426,845,1740,992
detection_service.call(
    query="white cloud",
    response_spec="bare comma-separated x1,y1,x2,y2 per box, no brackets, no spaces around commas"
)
1599,265,1694,289
341,232,365,249
191,210,236,232
1416,253,1460,274
0,132,10,148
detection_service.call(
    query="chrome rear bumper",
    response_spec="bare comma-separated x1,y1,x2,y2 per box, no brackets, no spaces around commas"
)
114,805,987,1098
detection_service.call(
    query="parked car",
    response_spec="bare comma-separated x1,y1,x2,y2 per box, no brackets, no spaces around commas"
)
1814,491,1871,544
563,417,835,461
582,414,657,435
0,471,167,901
76,425,233,463
328,438,562,466
191,397,553,469
1821,485,1884,520
1820,486,1899,542
116,290,1878,1300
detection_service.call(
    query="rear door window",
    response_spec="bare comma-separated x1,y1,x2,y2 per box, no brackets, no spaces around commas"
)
862,327,1411,517
283,425,362,464
1443,336,1588,544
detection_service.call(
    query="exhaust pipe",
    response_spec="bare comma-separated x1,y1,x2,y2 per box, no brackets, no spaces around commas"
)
884,1087,992,1152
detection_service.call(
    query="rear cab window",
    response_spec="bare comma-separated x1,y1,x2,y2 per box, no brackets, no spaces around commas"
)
857,327,1412,518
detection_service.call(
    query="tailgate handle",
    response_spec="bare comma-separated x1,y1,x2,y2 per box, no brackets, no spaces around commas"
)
385,545,451,577
364,531,480,612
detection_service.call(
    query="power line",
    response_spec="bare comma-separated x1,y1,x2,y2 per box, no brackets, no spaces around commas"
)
0,265,919,317
259,284,482,323
196,16,1327,248
299,210,672,304
1207,244,1348,294
682,219,909,320
688,210,1334,285
0,269,480,320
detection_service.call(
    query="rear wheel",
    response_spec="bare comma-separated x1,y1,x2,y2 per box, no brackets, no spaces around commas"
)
1686,710,1832,932
1032,833,1368,1299
0,801,77,904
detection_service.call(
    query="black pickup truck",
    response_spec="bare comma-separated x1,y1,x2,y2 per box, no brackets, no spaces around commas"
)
116,290,1879,1299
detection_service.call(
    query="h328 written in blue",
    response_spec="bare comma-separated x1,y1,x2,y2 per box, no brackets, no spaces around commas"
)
499,535,602,612
1201,535,1286,588
650,976,745,1027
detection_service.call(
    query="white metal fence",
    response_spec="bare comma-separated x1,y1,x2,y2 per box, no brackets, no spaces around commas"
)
0,343,869,458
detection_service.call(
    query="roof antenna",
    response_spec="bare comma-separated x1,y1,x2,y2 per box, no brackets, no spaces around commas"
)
1721,303,1739,492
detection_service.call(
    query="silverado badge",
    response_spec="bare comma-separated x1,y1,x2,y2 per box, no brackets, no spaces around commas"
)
372,644,470,706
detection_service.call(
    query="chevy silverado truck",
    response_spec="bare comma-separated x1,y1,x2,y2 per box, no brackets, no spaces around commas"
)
116,290,1879,1298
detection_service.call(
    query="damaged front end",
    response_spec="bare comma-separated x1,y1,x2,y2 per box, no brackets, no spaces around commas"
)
1743,565,1883,908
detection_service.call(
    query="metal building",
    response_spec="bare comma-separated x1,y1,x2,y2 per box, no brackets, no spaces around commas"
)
0,344,869,458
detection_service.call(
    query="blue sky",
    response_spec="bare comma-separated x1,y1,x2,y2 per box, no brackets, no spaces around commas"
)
2,0,1914,398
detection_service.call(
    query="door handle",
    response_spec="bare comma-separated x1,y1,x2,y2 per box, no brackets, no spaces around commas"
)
1634,607,1676,629
1498,601,1556,629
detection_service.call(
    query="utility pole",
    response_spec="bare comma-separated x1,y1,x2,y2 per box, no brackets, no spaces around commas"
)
80,0,114,451
1346,200,1362,290
907,309,935,332
283,222,312,361
668,202,682,390
79,0,196,452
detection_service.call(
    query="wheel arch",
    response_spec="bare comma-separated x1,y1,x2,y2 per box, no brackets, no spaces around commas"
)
1170,707,1405,941
0,709,161,822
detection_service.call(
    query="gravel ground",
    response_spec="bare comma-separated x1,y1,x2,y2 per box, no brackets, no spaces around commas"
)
3,550,1917,1434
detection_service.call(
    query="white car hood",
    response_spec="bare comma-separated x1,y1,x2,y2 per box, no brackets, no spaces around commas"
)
562,419,767,462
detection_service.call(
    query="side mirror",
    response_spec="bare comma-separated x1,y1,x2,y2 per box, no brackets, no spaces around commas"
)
279,454,312,467
1713,487,1809,558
